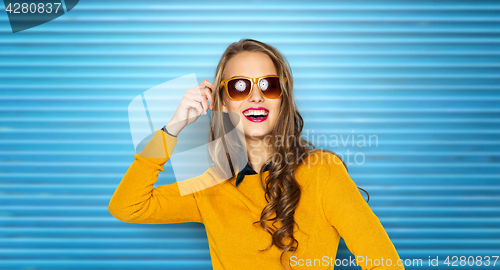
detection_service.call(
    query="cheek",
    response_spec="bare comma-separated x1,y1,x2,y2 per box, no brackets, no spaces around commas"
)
268,100,281,122
222,96,232,111
273,99,282,115
225,99,243,112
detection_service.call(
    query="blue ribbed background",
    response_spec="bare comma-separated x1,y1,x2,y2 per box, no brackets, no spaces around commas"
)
1,0,499,269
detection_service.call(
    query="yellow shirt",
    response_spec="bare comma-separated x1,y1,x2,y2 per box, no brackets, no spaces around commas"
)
108,129,405,270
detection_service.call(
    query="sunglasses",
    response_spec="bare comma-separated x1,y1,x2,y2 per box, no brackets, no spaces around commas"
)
220,75,286,101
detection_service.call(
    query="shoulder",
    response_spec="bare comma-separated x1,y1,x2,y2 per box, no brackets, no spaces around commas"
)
295,150,348,186
312,151,359,196
302,150,347,174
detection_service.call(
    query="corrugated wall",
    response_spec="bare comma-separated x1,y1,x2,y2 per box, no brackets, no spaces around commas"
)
1,0,499,269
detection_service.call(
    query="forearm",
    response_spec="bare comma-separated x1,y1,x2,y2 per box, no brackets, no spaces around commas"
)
108,129,181,223
108,154,164,222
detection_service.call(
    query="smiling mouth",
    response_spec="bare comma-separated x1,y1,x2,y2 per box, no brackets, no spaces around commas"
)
242,108,269,122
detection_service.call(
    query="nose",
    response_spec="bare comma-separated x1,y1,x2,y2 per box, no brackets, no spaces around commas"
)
248,82,264,103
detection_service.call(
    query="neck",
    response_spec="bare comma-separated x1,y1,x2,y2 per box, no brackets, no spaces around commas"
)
245,135,273,173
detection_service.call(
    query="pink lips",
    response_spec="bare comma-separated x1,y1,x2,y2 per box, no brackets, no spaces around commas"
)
242,107,269,123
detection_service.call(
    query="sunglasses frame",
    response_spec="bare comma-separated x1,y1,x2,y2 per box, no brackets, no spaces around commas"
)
219,75,287,101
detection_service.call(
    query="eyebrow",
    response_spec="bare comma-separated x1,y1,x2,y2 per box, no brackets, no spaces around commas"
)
230,74,277,79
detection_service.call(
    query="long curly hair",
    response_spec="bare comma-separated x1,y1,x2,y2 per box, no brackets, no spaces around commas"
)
208,38,369,270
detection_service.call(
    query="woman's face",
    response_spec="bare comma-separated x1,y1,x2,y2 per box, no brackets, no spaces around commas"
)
221,51,282,140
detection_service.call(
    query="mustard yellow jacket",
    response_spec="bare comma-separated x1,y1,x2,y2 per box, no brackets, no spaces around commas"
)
108,129,404,270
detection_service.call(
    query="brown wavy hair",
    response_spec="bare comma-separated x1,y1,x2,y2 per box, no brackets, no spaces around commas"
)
208,38,369,270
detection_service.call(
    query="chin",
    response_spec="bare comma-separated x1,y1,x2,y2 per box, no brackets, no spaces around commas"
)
244,128,271,139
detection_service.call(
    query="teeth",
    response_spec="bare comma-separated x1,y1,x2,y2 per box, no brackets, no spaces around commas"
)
243,109,269,117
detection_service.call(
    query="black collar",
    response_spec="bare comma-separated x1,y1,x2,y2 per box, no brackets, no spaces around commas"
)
235,162,271,186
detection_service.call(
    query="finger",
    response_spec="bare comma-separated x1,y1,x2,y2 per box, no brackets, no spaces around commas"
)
202,87,214,110
200,81,215,107
196,86,210,114
189,88,210,115
186,99,203,116
200,80,214,91
199,96,209,115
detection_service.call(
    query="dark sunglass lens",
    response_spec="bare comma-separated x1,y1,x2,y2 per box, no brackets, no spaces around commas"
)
259,77,281,98
228,78,251,100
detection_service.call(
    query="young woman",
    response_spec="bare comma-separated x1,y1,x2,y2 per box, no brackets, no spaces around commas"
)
109,39,404,270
